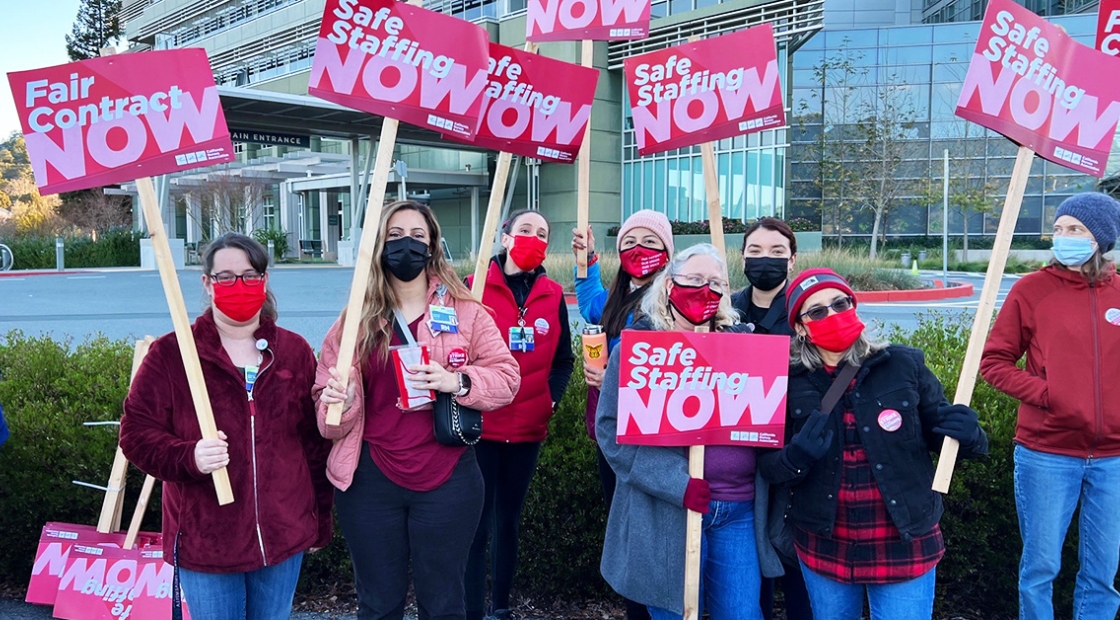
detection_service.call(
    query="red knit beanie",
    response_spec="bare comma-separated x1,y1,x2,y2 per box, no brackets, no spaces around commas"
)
785,268,857,328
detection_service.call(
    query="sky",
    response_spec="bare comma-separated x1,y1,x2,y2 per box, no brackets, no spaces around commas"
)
0,0,83,140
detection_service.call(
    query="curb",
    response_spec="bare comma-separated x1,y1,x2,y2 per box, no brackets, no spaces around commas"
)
0,270,96,278
856,280,975,303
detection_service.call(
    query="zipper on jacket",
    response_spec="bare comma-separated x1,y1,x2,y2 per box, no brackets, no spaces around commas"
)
246,353,273,567
1090,285,1104,457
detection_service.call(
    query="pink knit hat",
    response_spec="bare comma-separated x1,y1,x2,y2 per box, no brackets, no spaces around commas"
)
616,210,674,255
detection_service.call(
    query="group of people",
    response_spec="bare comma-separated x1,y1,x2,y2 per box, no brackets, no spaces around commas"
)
114,190,1120,620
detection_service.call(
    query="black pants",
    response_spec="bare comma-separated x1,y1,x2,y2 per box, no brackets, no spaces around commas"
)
336,448,484,620
597,446,652,620
760,565,814,620
465,440,543,619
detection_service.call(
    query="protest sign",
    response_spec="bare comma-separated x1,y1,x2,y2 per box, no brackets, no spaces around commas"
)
527,0,650,42
6,49,233,195
443,42,598,163
53,544,187,620
624,25,785,156
1098,0,1120,55
615,330,789,447
26,524,130,605
308,0,491,139
955,0,1120,177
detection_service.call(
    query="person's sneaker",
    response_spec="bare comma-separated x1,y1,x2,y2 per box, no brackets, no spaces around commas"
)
485,609,512,620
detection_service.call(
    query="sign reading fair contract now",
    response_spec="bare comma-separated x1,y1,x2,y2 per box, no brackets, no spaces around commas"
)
6,49,234,195
624,25,786,156
309,0,490,139
441,42,598,163
955,0,1120,177
616,331,789,448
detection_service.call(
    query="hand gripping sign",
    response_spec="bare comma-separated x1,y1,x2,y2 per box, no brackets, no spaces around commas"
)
616,331,789,448
442,42,599,163
624,26,784,157
526,0,650,42
955,0,1120,178
6,49,234,195
309,0,491,139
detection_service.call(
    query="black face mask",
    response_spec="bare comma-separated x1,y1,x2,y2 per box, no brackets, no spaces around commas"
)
743,256,789,292
382,237,431,282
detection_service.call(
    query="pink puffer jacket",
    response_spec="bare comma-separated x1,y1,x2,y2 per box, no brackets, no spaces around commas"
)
314,276,521,490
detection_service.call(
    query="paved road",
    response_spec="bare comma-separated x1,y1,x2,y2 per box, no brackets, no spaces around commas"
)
0,267,1018,346
0,597,380,619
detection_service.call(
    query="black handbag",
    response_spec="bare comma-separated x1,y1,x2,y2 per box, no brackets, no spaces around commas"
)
392,310,482,447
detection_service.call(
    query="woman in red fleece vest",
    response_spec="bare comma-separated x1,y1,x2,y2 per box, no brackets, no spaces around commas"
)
463,210,575,620
120,234,333,620
981,191,1120,620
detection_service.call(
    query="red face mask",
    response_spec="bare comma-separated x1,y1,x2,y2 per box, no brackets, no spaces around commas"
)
620,246,668,279
509,235,548,272
212,280,267,323
668,282,723,326
804,309,865,353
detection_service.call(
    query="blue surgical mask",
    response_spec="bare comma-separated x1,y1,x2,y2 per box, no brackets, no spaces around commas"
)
1052,236,1096,266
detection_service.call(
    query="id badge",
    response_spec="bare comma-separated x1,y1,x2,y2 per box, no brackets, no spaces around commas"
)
429,305,459,333
245,365,259,393
509,326,535,352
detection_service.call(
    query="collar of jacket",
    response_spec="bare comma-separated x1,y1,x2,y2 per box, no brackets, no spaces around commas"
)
194,310,278,374
792,345,893,395
1041,262,1116,287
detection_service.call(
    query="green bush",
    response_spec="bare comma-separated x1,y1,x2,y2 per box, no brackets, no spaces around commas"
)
0,229,140,270
252,228,291,261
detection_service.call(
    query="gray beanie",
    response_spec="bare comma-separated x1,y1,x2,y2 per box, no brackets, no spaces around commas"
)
1055,192,1120,253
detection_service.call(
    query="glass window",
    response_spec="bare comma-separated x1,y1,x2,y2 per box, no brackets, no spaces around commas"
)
932,23,978,43
654,158,666,214
623,164,634,218
760,150,774,215
642,160,654,215
883,46,932,65
731,151,745,220
718,152,731,219
747,151,759,220
886,26,931,46
650,0,667,17
667,159,679,220
679,157,692,221
670,0,690,14
692,156,705,221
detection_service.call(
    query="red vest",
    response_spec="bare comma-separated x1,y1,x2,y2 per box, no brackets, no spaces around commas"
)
468,260,563,442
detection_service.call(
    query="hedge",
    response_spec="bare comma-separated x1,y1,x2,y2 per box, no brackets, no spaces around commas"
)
0,228,141,270
0,318,1093,616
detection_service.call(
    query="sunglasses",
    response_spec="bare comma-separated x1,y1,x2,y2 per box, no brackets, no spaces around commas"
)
799,296,853,322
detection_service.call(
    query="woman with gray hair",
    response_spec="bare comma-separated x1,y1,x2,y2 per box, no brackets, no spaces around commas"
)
595,243,779,620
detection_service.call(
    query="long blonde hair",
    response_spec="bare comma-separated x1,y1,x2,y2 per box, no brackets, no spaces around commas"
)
355,200,476,360
639,244,740,331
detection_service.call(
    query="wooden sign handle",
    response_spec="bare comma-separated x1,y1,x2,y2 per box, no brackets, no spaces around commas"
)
575,39,595,279
932,145,1033,493
699,142,725,254
469,41,539,301
98,337,155,533
124,475,156,550
683,324,709,620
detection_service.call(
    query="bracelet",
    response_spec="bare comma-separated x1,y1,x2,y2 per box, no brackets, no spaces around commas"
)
588,250,598,267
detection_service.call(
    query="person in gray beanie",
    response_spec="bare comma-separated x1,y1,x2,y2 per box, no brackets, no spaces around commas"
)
980,191,1120,620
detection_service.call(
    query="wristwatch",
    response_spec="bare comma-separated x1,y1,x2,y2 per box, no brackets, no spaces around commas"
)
455,372,472,397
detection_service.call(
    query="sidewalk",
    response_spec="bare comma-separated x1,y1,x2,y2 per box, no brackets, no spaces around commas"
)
0,598,395,619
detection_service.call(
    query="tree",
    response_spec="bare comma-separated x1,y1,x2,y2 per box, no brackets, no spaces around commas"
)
181,174,271,241
65,0,122,61
58,191,132,233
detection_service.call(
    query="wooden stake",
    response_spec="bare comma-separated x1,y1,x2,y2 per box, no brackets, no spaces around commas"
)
699,142,725,254
98,337,154,533
124,475,156,550
575,39,595,279
683,324,709,620
469,41,539,301
932,145,1033,493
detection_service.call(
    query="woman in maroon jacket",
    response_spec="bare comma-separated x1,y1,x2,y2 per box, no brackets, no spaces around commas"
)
120,233,332,620
981,192,1120,620
463,209,575,620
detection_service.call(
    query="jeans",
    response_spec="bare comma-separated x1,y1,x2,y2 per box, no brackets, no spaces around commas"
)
799,561,935,620
647,501,764,620
179,551,303,620
336,447,484,620
466,440,542,618
1014,444,1120,620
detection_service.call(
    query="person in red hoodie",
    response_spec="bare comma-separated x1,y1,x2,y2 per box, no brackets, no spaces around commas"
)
463,210,575,620
980,191,1120,620
120,233,333,620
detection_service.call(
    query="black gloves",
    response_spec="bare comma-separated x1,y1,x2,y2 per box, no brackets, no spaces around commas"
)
933,404,981,448
783,409,834,472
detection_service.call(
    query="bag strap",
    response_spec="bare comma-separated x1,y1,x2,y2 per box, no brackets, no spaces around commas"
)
392,309,418,346
821,362,859,415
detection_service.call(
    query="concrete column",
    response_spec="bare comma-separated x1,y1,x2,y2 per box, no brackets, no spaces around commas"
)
185,195,202,244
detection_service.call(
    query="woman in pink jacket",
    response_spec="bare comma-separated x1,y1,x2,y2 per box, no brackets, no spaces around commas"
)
315,200,520,620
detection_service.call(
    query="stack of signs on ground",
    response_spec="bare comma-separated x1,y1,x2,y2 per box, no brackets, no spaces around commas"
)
526,0,650,41
623,25,786,156
5,49,234,195
308,0,491,139
440,42,599,163
616,331,790,448
955,0,1120,177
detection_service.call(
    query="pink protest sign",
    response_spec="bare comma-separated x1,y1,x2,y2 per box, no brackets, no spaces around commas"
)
526,0,650,42
956,0,1120,177
624,25,786,156
26,523,130,606
442,43,599,163
308,0,491,139
1098,0,1120,55
53,543,188,620
616,330,789,448
6,49,234,195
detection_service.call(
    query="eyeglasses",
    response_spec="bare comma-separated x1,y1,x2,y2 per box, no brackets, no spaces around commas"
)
672,274,728,292
209,272,265,287
800,296,853,322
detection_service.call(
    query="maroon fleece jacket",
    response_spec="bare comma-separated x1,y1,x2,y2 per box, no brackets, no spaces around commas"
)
120,312,333,573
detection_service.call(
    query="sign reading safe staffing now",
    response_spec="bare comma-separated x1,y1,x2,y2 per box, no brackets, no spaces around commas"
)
955,0,1120,177
616,331,789,448
441,42,599,163
526,0,650,42
6,49,234,195
624,25,786,156
309,0,491,139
